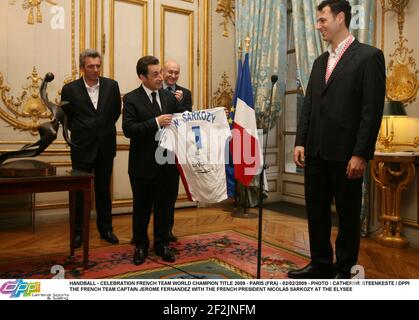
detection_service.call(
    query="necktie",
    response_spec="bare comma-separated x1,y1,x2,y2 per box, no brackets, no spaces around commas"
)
151,92,161,112
166,86,173,92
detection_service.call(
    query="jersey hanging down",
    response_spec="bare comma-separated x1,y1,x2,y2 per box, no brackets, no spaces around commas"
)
159,107,231,203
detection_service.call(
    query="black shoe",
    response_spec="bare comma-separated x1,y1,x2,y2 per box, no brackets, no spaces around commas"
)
73,233,83,249
100,231,119,244
287,262,333,279
155,245,176,263
168,231,178,242
133,247,148,265
334,271,352,279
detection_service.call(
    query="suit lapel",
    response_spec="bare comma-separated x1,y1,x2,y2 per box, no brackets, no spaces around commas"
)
323,39,360,93
159,89,168,114
139,85,161,117
319,53,329,92
76,77,96,112
96,77,107,112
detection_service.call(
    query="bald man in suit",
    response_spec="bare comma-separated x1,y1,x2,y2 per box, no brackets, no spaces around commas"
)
161,60,193,242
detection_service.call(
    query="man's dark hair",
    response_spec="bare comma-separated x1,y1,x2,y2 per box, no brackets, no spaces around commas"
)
79,48,102,67
318,0,352,29
136,55,160,77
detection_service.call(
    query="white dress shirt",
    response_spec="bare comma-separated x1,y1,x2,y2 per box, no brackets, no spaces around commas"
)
83,77,100,109
326,34,355,82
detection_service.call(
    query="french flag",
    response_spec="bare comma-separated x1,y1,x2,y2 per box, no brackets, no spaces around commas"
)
232,53,261,186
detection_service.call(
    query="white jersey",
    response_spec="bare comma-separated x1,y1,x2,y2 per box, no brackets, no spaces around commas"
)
159,107,231,203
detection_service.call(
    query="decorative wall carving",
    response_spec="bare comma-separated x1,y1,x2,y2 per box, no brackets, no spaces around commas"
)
0,67,52,135
215,0,235,37
212,72,233,112
9,0,57,24
381,0,418,104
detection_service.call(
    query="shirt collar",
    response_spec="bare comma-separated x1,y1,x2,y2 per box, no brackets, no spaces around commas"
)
83,77,100,89
327,34,353,57
163,83,176,91
142,85,158,98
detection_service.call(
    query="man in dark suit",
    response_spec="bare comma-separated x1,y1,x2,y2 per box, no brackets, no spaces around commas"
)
288,0,385,279
123,56,179,265
162,59,193,242
61,49,121,248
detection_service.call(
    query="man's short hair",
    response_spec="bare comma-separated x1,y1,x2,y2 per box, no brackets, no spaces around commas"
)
136,56,160,77
79,49,101,68
318,0,352,29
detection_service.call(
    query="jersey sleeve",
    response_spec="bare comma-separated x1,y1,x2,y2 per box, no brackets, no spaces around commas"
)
159,127,176,152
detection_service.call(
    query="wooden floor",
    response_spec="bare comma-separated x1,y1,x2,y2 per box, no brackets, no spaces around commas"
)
1,205,418,278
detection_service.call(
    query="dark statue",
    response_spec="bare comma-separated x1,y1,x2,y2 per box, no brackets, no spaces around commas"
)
0,73,74,176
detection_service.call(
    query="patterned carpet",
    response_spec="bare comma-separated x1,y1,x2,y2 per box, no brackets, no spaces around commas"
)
0,230,309,279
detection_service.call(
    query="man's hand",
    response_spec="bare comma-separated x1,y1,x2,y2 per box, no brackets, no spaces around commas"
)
346,156,366,179
174,90,183,102
294,146,305,168
157,114,173,127
224,107,229,118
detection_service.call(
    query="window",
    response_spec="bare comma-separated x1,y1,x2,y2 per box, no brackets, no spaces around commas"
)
283,1,304,175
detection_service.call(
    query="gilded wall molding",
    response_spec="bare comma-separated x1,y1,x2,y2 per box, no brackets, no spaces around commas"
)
9,0,57,24
215,0,235,37
80,0,86,54
90,0,98,49
160,5,194,92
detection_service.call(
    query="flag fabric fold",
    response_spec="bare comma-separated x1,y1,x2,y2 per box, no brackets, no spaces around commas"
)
231,53,261,186
226,58,243,198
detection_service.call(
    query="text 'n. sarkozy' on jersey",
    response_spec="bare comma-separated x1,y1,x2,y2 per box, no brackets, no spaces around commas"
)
172,110,217,129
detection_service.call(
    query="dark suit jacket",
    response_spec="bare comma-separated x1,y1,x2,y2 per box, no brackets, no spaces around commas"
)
295,40,386,161
122,85,179,179
175,84,192,112
61,77,121,163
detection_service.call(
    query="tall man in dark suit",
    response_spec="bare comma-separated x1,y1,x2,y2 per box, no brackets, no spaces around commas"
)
123,56,178,265
61,49,121,248
288,0,385,279
162,59,193,242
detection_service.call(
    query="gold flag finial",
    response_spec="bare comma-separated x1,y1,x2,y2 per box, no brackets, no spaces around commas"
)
245,33,251,53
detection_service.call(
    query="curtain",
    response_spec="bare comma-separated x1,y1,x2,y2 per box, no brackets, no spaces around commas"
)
290,0,325,93
235,0,287,132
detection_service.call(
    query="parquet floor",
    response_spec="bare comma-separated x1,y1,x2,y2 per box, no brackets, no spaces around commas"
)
0,205,418,278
